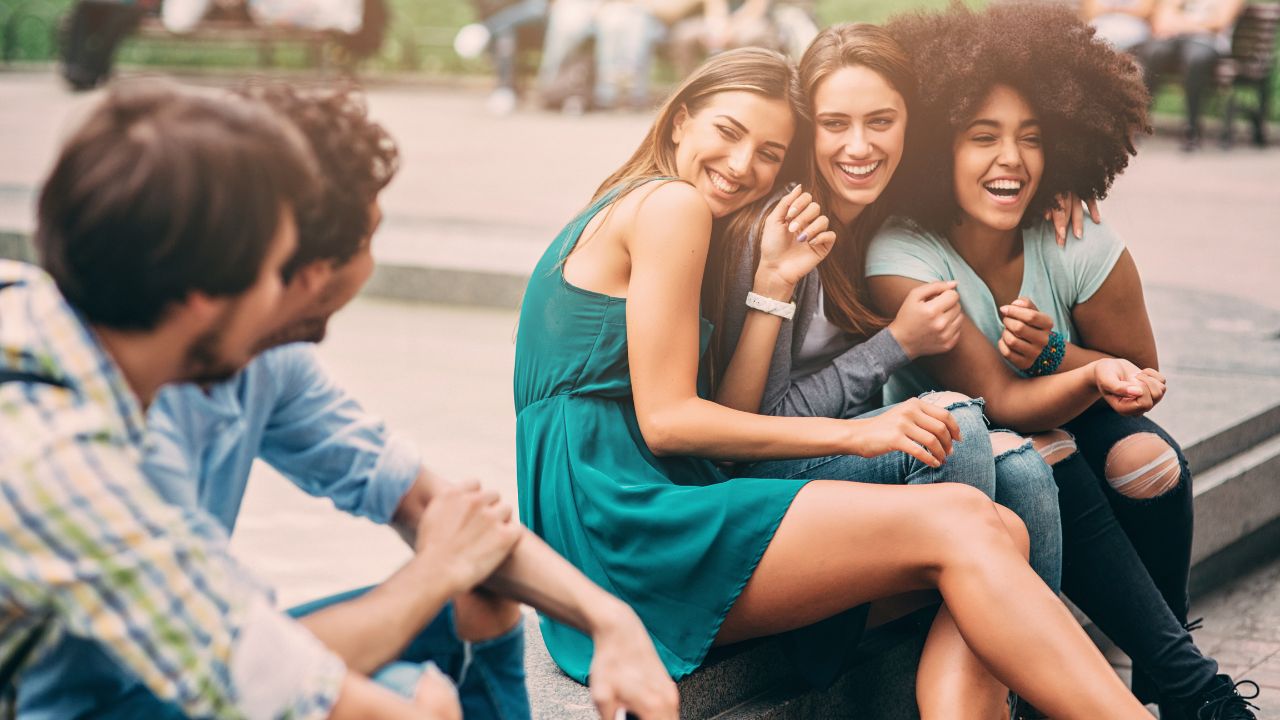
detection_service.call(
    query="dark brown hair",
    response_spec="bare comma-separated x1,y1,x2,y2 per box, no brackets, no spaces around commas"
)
801,23,919,338
885,1,1151,235
239,82,400,280
36,80,316,330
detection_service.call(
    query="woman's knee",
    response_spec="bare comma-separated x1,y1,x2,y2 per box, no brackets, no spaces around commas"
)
1031,429,1078,466
1104,432,1183,499
920,391,977,410
989,430,1030,458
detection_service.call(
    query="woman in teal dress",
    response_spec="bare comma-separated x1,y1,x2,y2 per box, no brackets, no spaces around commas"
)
514,47,1153,718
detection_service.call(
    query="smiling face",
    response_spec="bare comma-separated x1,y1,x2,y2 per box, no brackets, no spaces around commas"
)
952,84,1044,232
670,90,796,218
812,65,907,224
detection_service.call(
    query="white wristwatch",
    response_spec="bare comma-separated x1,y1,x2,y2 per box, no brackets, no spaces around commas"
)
745,291,796,320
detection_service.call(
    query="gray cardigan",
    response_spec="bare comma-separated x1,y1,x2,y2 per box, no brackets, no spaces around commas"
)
719,223,911,420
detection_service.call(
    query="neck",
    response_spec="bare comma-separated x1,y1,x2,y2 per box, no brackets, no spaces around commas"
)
948,214,1022,274
94,326,189,408
833,197,865,228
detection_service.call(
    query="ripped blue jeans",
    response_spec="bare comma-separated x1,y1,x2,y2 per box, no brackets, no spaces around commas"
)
732,394,1063,590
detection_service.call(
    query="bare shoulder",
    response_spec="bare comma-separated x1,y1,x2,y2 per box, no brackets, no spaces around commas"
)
623,180,713,249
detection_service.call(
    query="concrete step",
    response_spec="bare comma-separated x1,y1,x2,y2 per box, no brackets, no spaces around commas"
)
526,417,1280,720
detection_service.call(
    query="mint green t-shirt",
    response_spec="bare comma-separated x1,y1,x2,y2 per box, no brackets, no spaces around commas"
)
866,216,1126,404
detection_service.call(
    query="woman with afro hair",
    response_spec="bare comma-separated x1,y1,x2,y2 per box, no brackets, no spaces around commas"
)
866,3,1259,718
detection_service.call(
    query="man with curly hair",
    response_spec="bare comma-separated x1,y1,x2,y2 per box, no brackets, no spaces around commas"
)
868,4,1260,718
16,84,678,720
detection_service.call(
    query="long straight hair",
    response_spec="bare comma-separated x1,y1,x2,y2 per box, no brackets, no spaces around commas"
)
585,47,809,388
801,24,919,337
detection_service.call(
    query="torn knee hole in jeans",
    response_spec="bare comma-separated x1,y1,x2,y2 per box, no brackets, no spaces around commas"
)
918,391,986,412
989,431,1033,459
1031,430,1077,466
1105,433,1181,499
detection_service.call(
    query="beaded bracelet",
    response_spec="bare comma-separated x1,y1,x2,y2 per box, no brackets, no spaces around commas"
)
1027,330,1066,376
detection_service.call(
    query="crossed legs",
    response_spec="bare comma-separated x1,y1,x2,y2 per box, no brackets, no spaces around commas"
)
716,481,1149,719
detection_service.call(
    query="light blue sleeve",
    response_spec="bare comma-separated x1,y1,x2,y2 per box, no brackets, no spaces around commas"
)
1056,218,1126,304
865,219,952,284
258,344,422,524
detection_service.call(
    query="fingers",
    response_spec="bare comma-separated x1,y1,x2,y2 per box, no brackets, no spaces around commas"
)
999,302,1051,330
1050,198,1069,246
1087,197,1101,224
769,183,805,224
999,330,1036,361
1070,198,1085,240
793,212,828,244
783,191,813,230
919,400,962,444
806,230,837,256
909,280,959,303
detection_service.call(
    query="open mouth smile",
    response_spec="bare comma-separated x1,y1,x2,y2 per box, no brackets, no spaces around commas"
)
707,168,743,196
983,178,1025,205
835,160,882,185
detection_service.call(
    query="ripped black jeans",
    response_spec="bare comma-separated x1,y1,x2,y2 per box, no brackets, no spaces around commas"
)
1055,404,1217,702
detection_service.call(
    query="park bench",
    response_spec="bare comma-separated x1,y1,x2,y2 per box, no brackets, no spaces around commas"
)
1215,1,1280,146
131,15,336,72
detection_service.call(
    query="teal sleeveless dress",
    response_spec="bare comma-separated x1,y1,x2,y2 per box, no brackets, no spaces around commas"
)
513,186,813,682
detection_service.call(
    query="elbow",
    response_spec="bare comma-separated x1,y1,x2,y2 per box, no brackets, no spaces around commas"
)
637,410,687,457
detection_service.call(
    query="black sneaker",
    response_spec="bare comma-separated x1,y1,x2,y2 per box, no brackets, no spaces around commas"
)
1162,675,1260,720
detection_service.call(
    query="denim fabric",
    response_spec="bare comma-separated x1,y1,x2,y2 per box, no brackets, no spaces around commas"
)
50,591,531,720
1061,405,1202,702
1051,449,1216,703
732,395,995,495
991,435,1063,592
734,396,1063,589
289,589,531,720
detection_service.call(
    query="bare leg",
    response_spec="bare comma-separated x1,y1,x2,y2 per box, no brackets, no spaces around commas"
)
918,605,1008,720
453,589,522,641
716,481,1146,720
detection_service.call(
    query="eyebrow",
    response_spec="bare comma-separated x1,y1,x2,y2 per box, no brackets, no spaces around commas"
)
817,107,899,118
967,117,1041,130
716,114,789,152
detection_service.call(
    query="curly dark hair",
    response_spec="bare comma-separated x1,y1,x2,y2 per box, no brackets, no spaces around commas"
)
238,83,400,278
884,1,1150,234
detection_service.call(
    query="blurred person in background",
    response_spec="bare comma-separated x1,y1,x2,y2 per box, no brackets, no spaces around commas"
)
1131,0,1245,149
1082,0,1156,51
454,0,551,114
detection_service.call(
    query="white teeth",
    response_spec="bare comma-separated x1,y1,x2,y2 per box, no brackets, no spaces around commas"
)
708,170,740,194
984,179,1024,191
838,160,880,177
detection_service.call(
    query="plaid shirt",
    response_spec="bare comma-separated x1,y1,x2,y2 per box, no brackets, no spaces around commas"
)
0,261,345,719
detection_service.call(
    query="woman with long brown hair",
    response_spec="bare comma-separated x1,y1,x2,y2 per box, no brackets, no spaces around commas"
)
514,45,1155,718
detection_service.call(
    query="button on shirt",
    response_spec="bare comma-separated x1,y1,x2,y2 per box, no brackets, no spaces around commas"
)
0,261,345,720
18,341,421,719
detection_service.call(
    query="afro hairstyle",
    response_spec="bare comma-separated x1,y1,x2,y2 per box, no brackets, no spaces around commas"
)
238,82,400,279
884,1,1150,234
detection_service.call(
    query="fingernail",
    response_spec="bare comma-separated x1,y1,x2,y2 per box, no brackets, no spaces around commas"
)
797,232,808,243
615,709,627,720
784,181,799,192
788,221,798,233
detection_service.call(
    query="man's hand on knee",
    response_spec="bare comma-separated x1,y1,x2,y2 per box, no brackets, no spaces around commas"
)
415,481,522,594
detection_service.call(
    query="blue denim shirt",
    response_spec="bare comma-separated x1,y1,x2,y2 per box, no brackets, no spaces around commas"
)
17,342,422,720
